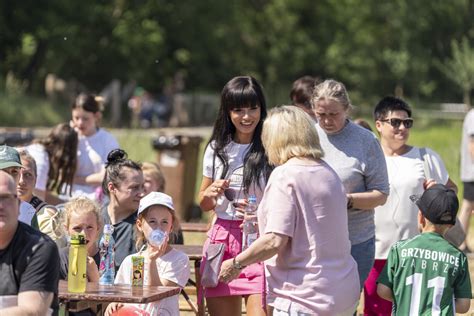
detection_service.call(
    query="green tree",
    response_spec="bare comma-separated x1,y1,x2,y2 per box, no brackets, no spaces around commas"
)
1,0,474,112
437,37,474,105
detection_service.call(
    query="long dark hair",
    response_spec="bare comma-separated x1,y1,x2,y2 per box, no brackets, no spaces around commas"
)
39,123,78,195
102,149,142,196
209,76,272,193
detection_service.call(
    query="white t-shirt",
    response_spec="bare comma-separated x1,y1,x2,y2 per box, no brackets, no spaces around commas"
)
461,108,474,182
115,248,190,316
202,141,265,220
25,143,49,191
71,128,119,200
374,146,449,259
19,201,36,226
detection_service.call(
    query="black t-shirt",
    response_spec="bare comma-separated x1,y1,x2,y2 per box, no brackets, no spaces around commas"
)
101,208,137,271
59,247,100,281
0,222,59,314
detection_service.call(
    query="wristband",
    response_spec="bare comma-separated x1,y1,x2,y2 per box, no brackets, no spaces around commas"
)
232,257,245,270
347,194,354,209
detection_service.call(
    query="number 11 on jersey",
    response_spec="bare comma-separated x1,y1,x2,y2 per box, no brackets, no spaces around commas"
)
406,273,446,315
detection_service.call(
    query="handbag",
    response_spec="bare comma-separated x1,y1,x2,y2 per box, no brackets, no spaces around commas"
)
201,161,241,288
443,218,465,247
201,243,225,288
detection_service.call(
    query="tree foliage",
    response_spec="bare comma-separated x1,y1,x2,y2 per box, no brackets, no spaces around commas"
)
437,37,474,105
1,0,473,108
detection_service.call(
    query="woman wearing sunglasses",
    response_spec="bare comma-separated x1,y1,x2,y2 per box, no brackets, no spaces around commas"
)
364,96,458,315
312,80,390,296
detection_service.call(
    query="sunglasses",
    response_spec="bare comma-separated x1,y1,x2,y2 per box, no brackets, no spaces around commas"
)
380,118,414,129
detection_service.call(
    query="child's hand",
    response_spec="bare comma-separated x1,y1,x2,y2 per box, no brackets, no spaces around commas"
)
104,302,124,316
146,235,169,261
87,256,100,282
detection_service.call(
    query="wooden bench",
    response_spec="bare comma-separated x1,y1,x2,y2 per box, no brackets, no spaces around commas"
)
181,222,209,233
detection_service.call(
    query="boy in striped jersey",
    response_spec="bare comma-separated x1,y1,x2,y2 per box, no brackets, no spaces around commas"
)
377,184,471,315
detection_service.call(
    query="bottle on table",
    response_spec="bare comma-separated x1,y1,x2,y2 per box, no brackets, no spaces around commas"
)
242,195,258,251
68,233,87,293
99,224,115,285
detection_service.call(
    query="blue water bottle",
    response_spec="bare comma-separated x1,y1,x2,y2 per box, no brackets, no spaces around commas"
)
99,224,115,285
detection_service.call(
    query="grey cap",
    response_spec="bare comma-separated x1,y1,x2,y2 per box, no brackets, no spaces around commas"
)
0,145,23,170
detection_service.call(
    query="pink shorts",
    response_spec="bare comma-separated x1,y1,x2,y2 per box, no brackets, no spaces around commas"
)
363,259,392,315
200,218,264,298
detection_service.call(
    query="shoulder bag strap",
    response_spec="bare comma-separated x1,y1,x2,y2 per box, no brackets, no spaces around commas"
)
29,196,48,213
419,147,432,179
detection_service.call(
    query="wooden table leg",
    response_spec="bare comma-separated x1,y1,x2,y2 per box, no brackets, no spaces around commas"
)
96,303,104,316
195,260,205,316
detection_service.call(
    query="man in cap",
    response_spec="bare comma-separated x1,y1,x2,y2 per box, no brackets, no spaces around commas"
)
377,184,471,314
0,170,60,314
0,145,36,225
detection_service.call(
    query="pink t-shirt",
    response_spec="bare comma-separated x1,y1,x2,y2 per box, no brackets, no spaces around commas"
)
259,158,360,314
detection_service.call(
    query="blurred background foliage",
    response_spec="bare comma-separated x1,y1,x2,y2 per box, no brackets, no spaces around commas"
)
1,0,474,122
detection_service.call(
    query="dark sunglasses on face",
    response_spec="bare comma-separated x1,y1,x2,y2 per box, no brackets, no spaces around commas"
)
380,118,414,129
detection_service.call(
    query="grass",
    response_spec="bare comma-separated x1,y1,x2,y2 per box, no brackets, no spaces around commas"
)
409,119,463,188
0,92,70,127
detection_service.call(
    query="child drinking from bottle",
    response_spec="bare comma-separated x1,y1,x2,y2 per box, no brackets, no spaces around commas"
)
59,197,102,282
105,192,190,316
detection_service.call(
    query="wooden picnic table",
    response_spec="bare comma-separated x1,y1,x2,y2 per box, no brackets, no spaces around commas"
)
58,280,180,315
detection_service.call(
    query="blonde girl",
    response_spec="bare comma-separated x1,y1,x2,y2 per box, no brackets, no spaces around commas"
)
142,161,166,195
59,197,102,282
105,192,189,316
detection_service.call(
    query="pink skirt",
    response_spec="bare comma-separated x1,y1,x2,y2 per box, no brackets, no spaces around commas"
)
200,218,264,298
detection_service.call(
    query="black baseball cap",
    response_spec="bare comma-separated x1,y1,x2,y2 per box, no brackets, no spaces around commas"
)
409,184,458,225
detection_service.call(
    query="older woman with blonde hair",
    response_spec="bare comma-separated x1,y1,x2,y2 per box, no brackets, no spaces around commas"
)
312,79,389,289
219,106,360,315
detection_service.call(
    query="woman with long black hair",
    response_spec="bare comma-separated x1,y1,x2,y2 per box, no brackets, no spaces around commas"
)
198,76,272,316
